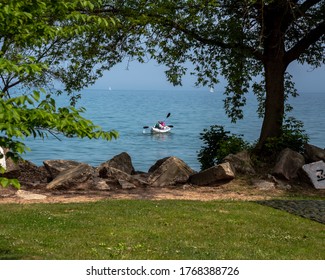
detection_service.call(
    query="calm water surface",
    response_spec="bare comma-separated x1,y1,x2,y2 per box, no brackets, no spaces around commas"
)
23,89,324,171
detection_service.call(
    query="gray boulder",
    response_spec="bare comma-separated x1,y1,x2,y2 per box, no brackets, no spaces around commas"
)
304,144,325,163
97,166,147,189
272,148,305,180
223,150,255,175
189,162,235,186
99,152,135,175
46,163,96,190
117,179,137,189
148,157,169,173
43,159,83,180
148,156,196,187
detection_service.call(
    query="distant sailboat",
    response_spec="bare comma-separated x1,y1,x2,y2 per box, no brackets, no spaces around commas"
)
209,87,214,93
108,86,112,91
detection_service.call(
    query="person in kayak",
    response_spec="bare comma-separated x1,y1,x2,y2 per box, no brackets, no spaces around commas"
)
155,121,166,129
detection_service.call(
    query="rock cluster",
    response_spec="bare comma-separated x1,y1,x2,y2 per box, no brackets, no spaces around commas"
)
42,154,207,190
1,151,233,191
270,144,325,189
1,143,324,191
222,143,325,190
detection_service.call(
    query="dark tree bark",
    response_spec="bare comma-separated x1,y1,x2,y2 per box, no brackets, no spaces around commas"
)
258,59,286,148
256,0,324,149
257,3,288,149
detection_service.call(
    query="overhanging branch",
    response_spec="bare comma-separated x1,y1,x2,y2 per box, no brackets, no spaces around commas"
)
285,20,325,65
147,13,264,62
298,0,322,15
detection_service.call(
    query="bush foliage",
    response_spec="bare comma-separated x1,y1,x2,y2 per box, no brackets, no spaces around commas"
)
198,118,309,171
263,117,309,158
198,125,250,170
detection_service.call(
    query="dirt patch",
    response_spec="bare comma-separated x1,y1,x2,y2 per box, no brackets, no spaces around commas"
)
1,177,323,204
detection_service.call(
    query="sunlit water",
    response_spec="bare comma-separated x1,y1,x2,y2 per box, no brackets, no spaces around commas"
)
22,89,324,172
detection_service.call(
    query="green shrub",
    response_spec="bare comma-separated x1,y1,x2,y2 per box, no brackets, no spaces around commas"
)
263,117,309,158
198,125,250,170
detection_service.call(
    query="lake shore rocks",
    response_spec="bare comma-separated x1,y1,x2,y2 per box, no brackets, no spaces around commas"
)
304,143,325,163
43,159,83,180
1,145,325,193
189,162,235,186
271,148,305,180
223,150,256,175
98,152,135,175
148,156,196,187
46,163,96,190
97,165,148,189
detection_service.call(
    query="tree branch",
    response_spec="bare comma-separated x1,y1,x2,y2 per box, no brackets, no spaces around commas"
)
285,20,325,64
297,0,322,14
147,12,264,62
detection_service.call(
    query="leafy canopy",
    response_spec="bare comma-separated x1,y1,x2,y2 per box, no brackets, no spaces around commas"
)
0,0,119,187
96,0,324,147
106,0,324,119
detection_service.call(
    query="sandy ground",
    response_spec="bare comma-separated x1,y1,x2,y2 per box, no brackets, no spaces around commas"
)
1,178,324,204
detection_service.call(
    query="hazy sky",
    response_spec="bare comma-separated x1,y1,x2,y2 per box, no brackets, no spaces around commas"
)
91,59,324,93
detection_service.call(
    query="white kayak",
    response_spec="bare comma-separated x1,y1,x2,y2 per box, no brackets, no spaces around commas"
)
150,126,172,133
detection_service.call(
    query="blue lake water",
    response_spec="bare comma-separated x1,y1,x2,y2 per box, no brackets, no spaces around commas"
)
23,89,324,172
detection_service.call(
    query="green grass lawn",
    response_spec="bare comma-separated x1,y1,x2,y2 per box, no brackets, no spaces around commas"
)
0,200,324,260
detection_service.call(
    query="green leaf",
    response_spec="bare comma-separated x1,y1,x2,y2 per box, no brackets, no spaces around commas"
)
0,177,20,189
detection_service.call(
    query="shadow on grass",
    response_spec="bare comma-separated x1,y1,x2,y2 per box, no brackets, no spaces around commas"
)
0,238,25,260
257,200,325,224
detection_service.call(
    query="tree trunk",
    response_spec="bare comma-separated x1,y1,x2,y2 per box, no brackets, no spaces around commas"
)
256,3,288,151
257,59,286,149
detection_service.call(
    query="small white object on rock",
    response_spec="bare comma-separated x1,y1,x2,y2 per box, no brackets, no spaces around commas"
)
0,147,6,170
302,161,325,189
